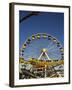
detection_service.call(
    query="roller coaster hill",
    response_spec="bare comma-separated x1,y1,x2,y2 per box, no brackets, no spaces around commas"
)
19,56,64,79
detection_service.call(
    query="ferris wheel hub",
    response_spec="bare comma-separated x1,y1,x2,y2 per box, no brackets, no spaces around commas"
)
41,48,48,53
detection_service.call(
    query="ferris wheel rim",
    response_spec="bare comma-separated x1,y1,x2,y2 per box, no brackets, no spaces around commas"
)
22,33,63,48
20,33,64,60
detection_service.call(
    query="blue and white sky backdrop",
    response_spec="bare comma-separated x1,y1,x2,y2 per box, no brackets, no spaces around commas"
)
19,11,64,60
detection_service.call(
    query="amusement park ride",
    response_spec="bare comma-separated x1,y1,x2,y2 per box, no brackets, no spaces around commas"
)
19,11,64,79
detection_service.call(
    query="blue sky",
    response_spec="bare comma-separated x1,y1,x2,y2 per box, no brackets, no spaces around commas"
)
19,11,64,60
19,11,64,48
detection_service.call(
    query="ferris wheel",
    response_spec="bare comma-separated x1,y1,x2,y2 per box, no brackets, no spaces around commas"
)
20,33,64,61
